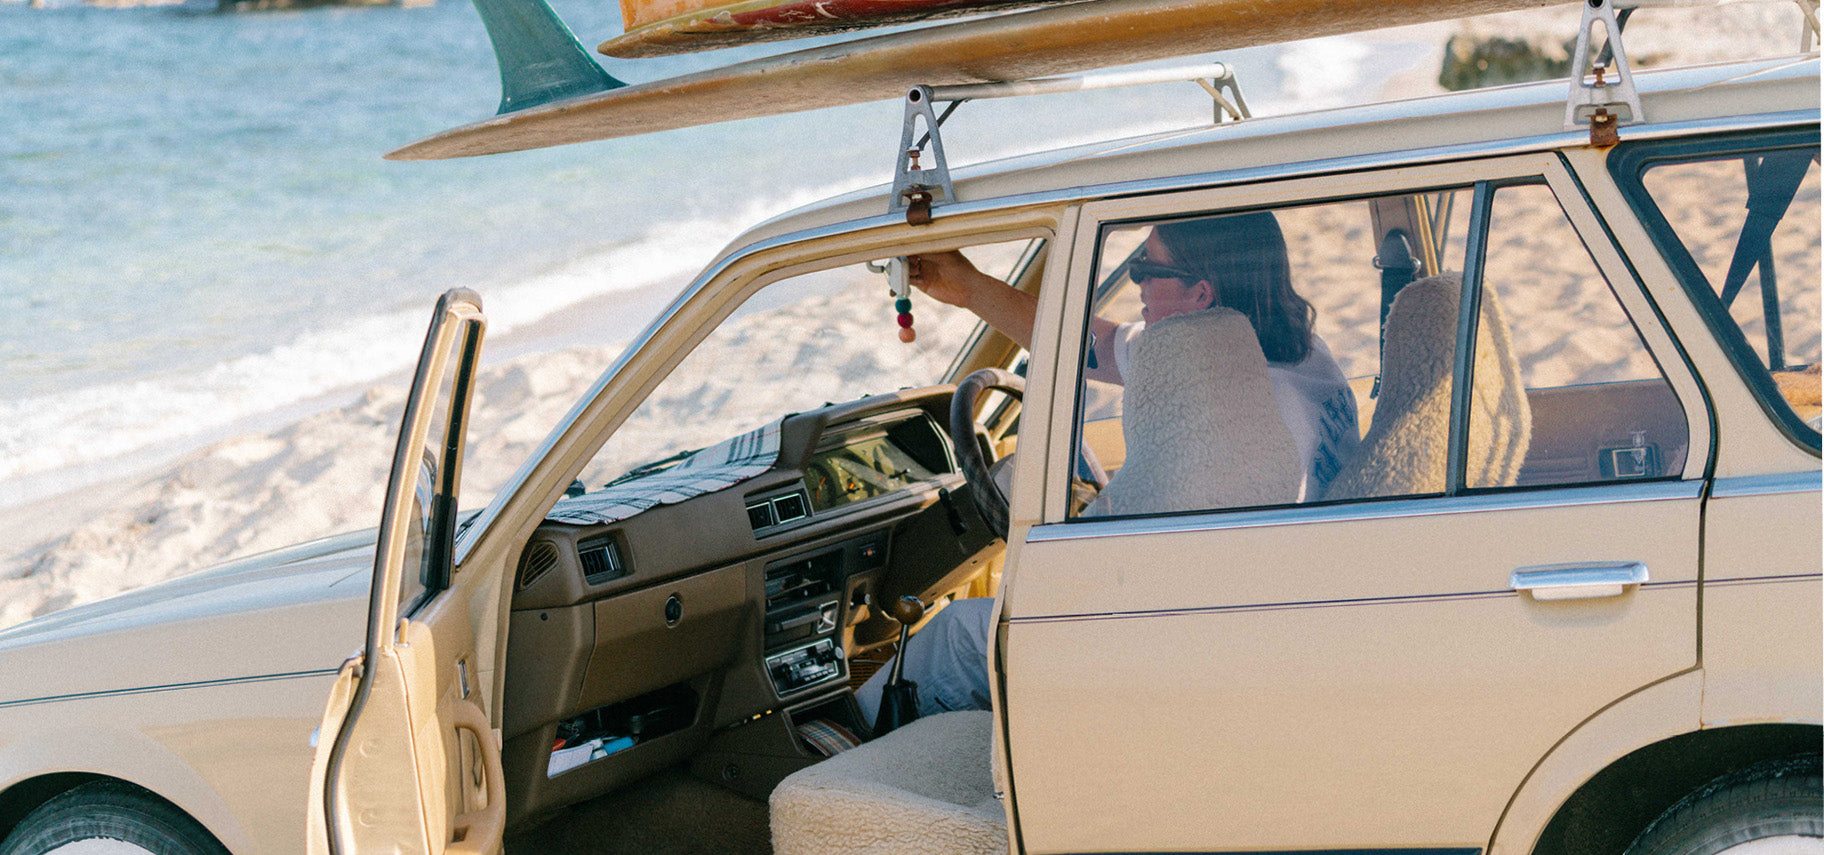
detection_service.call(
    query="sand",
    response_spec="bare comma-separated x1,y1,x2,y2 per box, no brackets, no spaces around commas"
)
1,10,1814,632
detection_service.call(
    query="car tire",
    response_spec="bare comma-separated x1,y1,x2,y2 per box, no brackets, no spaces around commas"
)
1625,755,1823,855
0,780,228,855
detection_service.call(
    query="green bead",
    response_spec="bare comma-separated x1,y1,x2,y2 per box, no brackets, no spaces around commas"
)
894,298,912,313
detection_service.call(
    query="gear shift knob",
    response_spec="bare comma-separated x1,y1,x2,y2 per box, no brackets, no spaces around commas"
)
890,595,925,627
873,596,927,737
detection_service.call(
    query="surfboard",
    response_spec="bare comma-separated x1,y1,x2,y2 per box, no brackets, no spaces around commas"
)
388,0,1569,162
603,0,1075,58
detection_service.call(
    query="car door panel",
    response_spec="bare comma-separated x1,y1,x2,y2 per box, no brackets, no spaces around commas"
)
309,290,502,855
1700,475,1824,726
999,159,1708,853
1005,491,1698,852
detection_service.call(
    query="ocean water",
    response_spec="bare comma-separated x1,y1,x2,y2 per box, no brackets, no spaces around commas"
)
0,0,1434,508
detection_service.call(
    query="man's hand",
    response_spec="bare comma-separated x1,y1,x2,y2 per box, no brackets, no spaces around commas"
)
905,251,989,310
904,249,1038,349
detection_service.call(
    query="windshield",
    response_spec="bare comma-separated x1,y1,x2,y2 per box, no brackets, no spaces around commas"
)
575,240,1037,493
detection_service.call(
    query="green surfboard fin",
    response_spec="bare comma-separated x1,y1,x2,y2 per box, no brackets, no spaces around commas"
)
470,0,625,114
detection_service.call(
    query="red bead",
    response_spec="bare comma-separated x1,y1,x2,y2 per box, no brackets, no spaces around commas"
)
896,313,914,328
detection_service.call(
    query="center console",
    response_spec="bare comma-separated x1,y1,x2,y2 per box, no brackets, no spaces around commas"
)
760,529,888,698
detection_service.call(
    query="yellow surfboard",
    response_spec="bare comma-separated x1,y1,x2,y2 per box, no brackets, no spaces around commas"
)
390,0,1569,161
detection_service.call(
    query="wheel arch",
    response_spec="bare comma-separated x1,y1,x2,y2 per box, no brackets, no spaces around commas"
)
1526,723,1820,855
0,725,252,854
0,772,105,843
0,773,234,854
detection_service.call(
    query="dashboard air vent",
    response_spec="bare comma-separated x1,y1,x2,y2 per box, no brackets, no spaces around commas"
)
747,486,812,534
518,541,559,590
579,536,628,585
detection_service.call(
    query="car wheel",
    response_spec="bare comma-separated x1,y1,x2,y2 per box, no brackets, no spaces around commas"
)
0,780,228,855
1625,755,1823,855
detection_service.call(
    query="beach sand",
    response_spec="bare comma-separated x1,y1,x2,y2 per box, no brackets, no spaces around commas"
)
1,8,1812,631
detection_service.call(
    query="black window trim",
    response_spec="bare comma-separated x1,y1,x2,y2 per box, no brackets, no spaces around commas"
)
1063,184,1480,524
1453,174,1698,495
1608,127,1823,456
1061,167,1708,526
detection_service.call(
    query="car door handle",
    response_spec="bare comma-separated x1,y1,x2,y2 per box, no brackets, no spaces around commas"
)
1510,562,1648,601
445,699,505,855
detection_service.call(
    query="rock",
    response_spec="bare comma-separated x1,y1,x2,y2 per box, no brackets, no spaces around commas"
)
1439,32,1574,91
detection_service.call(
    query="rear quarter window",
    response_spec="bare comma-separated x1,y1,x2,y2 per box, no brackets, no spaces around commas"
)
1611,132,1822,452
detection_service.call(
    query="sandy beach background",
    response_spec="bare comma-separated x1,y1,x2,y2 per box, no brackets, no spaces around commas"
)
0,4,1813,631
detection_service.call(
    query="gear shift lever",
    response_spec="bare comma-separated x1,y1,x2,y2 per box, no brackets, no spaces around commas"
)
872,595,925,737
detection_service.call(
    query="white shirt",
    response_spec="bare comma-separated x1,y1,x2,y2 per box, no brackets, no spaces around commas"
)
1111,320,1359,501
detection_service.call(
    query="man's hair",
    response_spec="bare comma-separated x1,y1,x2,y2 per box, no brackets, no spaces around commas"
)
1154,211,1315,363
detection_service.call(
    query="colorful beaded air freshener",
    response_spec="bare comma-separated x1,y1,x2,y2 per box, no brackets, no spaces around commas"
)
891,257,916,343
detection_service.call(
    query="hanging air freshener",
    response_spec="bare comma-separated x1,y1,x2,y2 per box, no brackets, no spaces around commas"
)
890,257,916,343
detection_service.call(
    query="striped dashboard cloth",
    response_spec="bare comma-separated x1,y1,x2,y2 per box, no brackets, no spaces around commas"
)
795,718,862,756
545,418,783,525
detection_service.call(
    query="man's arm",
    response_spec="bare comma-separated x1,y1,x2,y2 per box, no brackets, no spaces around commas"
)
910,251,1125,385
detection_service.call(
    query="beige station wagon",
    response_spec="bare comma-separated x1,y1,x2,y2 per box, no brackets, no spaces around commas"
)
0,12,1818,855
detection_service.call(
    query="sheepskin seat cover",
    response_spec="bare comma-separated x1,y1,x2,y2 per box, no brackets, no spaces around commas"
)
1088,306,1300,516
770,711,1003,855
1325,273,1531,500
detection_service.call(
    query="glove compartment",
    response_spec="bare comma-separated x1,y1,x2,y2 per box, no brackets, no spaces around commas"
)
578,562,752,713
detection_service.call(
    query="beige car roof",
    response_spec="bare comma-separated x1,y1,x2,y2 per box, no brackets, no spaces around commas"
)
723,56,1820,256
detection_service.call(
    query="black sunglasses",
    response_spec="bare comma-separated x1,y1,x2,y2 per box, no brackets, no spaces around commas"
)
1128,259,1196,283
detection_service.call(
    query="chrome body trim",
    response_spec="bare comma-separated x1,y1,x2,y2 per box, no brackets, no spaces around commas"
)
1065,110,1818,208
0,667,341,712
1709,470,1823,499
1026,480,1704,543
1707,572,1823,587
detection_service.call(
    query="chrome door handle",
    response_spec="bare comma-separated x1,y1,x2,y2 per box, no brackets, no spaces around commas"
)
1510,562,1648,601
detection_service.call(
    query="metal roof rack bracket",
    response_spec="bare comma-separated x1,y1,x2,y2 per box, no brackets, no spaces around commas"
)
889,63,1249,223
892,86,956,225
1565,0,1644,146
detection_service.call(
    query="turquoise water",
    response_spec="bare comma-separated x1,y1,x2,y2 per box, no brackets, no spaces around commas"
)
0,0,1430,501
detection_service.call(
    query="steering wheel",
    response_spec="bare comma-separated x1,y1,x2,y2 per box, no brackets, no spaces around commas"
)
950,368,1108,538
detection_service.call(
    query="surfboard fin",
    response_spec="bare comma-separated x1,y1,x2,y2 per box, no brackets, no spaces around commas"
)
470,0,625,114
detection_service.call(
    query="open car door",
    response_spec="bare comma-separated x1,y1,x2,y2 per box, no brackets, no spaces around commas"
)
307,289,506,855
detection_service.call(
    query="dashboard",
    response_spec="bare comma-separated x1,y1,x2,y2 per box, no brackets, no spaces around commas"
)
498,386,1004,824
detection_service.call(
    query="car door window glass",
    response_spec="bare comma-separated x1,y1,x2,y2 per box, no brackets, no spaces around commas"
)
1469,182,1689,488
1638,149,1821,434
574,241,1032,493
1069,190,1472,519
400,320,480,615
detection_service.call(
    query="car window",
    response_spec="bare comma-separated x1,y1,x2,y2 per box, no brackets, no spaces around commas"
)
402,316,480,616
1471,182,1688,488
1067,189,1474,519
573,241,1032,493
1063,173,1700,521
1631,144,1821,439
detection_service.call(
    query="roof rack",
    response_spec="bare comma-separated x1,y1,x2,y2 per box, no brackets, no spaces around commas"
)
890,63,1249,222
1567,0,1822,145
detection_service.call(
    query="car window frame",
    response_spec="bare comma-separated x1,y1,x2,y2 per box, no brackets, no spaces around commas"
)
454,212,1064,564
1458,173,1697,494
1040,153,1713,527
1607,127,1823,455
